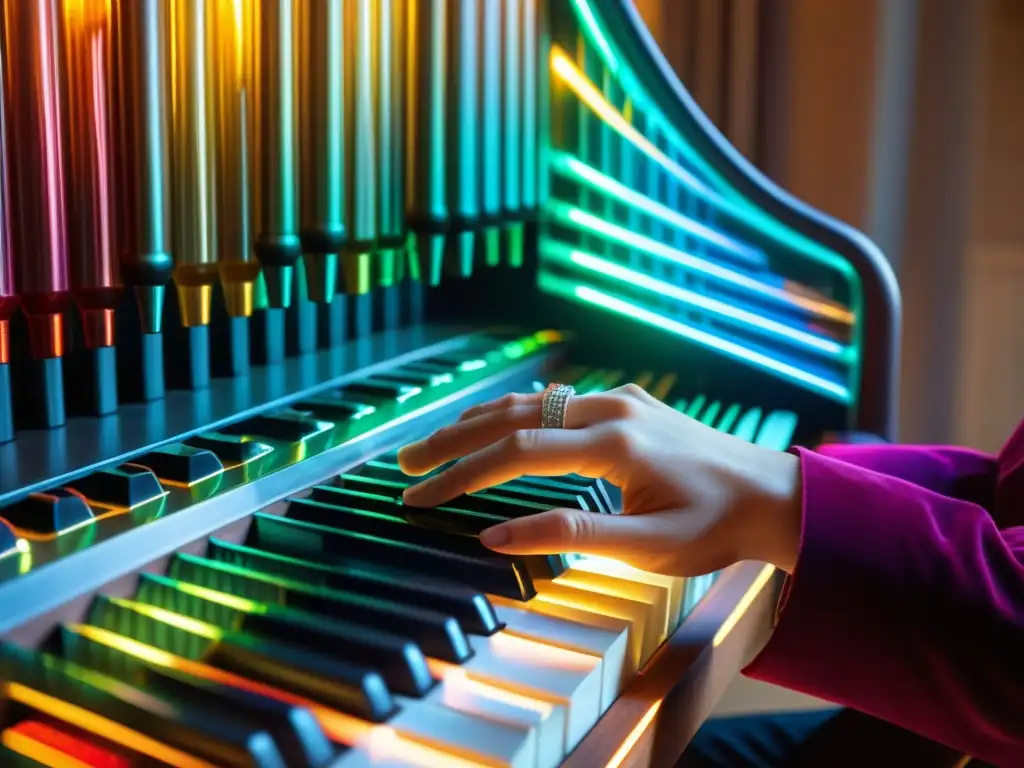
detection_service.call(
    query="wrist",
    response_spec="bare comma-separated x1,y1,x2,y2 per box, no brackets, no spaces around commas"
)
736,448,804,573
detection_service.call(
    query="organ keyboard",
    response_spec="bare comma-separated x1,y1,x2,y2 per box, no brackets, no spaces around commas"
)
0,0,900,766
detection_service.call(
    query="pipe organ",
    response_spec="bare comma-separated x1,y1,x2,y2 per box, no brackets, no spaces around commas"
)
0,1,899,766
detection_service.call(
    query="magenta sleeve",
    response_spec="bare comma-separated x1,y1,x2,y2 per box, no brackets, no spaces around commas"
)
742,448,1024,766
815,442,999,511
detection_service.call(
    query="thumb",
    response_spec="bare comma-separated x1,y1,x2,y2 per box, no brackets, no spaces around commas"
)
478,507,656,561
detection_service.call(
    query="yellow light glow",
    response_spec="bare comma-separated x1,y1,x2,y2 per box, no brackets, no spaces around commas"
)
109,598,222,640
713,564,776,646
3,683,216,768
603,699,663,768
72,624,482,767
487,632,599,673
441,667,555,718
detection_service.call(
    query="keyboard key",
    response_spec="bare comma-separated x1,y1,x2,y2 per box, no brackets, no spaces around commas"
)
460,633,602,751
291,396,376,422
164,557,473,663
201,541,503,635
0,642,289,767
532,581,649,668
249,513,537,601
755,410,799,450
141,665,335,768
291,492,562,580
374,370,453,387
220,411,328,442
426,673,563,768
1,720,133,767
185,433,270,464
552,570,668,661
337,380,420,402
1,489,95,535
487,597,631,714
133,575,436,698
65,466,164,510
0,519,18,558
132,445,224,485
732,408,763,442
83,598,397,722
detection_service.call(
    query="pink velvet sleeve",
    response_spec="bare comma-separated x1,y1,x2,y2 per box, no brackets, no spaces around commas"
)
743,448,1024,766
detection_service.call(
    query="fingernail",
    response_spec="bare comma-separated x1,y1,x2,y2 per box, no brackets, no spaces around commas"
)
480,525,511,548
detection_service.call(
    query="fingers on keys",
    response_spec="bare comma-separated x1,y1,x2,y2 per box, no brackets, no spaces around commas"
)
401,428,625,508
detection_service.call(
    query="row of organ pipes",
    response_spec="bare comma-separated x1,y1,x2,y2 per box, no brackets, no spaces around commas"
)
0,0,545,442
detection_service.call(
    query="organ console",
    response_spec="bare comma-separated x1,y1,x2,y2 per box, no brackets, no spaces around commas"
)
0,0,900,766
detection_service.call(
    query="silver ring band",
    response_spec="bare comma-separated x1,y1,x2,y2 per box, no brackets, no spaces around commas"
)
541,384,576,428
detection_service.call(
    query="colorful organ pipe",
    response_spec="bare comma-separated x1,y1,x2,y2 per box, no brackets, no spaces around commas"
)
0,1,899,766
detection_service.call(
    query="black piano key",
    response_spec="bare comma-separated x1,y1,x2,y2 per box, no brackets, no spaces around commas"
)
288,496,496,560
64,465,164,509
142,666,335,768
167,554,473,663
0,642,288,768
291,396,376,422
249,513,536,601
241,611,436,698
0,488,95,535
399,360,456,374
373,369,452,387
86,596,397,723
135,573,436,698
185,432,270,464
322,480,567,579
219,411,327,442
506,475,614,514
133,444,224,485
479,483,593,512
202,540,504,636
336,379,420,402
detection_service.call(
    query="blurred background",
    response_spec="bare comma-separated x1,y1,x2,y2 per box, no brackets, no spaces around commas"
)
633,0,1023,453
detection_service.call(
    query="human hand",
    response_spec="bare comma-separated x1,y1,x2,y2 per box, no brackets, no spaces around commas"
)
397,384,804,576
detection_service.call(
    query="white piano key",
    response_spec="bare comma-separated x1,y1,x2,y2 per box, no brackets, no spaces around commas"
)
488,597,630,713
535,579,650,667
341,726,492,768
434,669,566,768
569,556,686,632
555,569,668,658
390,697,537,767
463,631,603,750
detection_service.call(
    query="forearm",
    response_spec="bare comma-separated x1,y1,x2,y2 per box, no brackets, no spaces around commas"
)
744,449,1024,766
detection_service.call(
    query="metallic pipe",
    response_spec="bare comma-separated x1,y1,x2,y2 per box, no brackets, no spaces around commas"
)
4,0,72,359
376,0,407,290
479,0,503,268
252,0,301,309
297,0,342,304
405,0,447,287
4,0,73,428
502,0,523,266
113,0,173,335
169,0,218,330
64,0,121,415
444,0,480,278
212,0,258,320
0,28,14,441
341,0,378,296
521,0,539,220
64,0,121,350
